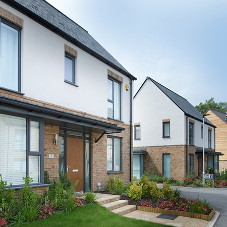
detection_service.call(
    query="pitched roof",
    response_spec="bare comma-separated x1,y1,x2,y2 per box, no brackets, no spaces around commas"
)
134,77,215,127
208,109,227,124
3,0,136,80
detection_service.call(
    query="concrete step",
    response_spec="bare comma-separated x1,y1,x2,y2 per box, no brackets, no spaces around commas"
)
95,193,120,205
112,205,136,216
102,200,128,211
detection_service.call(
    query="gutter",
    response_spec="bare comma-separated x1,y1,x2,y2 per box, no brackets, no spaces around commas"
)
129,76,133,182
186,116,188,175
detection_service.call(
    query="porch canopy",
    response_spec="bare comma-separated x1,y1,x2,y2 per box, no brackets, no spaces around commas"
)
195,148,223,156
133,148,148,155
0,95,124,134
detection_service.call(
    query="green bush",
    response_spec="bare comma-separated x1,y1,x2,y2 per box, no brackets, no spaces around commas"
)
150,182,162,201
162,181,174,200
139,175,153,198
172,188,182,199
85,191,97,203
126,181,142,200
104,175,125,195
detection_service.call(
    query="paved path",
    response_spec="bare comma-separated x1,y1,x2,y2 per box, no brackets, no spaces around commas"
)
169,186,227,227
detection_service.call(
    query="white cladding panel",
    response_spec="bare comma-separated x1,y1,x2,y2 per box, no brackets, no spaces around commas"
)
0,2,131,123
186,116,215,149
133,80,185,147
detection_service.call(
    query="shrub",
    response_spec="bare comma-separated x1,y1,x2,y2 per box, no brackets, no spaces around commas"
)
167,177,177,184
75,198,83,207
39,205,53,219
141,201,152,207
162,182,174,200
172,188,182,199
158,201,174,210
150,182,162,201
104,175,125,195
85,191,97,203
0,214,7,227
126,181,143,201
140,175,153,198
190,197,209,214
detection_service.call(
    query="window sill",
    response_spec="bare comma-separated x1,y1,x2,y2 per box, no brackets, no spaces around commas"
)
134,138,141,140
107,118,123,123
162,136,170,138
0,86,24,95
107,171,124,174
64,80,79,87
6,183,51,190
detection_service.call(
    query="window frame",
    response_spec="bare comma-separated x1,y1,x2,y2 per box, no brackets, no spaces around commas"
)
208,129,212,148
64,52,75,85
0,112,44,186
107,136,122,173
0,17,21,93
163,121,170,138
107,77,121,121
163,153,170,178
189,154,194,174
201,126,203,138
189,122,194,145
134,125,141,140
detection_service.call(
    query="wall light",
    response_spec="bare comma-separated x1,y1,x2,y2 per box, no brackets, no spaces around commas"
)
53,134,58,145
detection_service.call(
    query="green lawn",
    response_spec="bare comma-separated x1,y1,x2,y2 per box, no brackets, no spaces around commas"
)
16,203,172,227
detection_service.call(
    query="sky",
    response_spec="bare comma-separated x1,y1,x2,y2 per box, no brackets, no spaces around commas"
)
46,0,227,106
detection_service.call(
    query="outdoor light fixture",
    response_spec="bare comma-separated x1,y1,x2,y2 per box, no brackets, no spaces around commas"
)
98,183,101,191
53,134,58,145
203,114,210,187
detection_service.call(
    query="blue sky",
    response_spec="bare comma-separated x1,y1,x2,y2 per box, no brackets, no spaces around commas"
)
46,0,227,106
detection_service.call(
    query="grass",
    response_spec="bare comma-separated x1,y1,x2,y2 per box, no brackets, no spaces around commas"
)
16,203,172,227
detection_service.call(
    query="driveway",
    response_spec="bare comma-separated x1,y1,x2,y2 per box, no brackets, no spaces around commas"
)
170,186,227,227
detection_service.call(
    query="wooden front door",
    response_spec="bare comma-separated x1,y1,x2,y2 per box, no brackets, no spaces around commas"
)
67,137,83,192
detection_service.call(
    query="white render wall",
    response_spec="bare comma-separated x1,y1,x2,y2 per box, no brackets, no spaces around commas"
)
133,79,185,147
1,2,132,124
185,116,215,149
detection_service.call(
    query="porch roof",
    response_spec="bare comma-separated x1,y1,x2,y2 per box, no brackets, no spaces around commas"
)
133,148,148,155
0,95,124,134
195,148,224,156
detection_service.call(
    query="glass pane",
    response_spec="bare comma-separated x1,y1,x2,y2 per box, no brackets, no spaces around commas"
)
59,136,64,173
135,126,141,139
0,114,26,185
208,156,213,169
214,155,219,172
114,82,120,120
141,155,144,176
114,138,121,171
133,155,140,179
163,154,170,178
30,121,39,152
67,130,83,137
189,123,194,145
107,138,113,170
164,122,170,137
29,156,40,183
108,101,113,118
85,140,90,192
0,23,19,91
65,56,73,82
108,79,112,100
189,154,194,174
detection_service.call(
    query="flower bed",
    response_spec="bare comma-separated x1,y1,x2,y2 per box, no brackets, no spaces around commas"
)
137,205,215,221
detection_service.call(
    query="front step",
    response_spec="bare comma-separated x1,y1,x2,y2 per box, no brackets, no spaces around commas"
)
95,193,120,205
112,205,136,216
102,200,128,211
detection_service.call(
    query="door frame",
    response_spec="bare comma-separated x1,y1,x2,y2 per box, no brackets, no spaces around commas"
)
60,128,91,192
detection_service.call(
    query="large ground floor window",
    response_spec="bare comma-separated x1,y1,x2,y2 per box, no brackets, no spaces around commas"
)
0,113,44,185
133,154,144,180
163,154,170,178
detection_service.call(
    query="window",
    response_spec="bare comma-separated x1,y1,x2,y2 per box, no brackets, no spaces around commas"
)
107,137,121,172
64,53,75,84
189,154,194,174
214,155,219,173
208,156,214,169
133,154,144,179
0,18,21,92
189,122,194,145
107,78,121,120
163,122,170,138
208,129,212,148
201,126,203,138
163,154,170,178
134,125,141,140
0,113,44,185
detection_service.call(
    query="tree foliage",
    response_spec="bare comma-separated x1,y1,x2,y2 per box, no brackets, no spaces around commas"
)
195,97,227,115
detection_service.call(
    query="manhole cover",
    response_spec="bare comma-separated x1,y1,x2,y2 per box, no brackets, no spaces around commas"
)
156,214,177,220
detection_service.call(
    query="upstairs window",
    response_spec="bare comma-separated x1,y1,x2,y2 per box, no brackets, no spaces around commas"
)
189,122,194,145
208,129,212,148
108,77,121,120
134,125,141,140
64,53,75,84
201,126,203,138
0,19,21,92
163,121,170,138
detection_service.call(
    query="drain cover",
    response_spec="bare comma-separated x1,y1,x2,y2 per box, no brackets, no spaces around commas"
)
156,214,177,220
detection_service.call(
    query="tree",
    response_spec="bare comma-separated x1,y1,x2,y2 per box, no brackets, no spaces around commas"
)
195,98,227,115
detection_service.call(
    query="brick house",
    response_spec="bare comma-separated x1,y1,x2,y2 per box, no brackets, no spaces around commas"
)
133,77,221,181
205,109,227,171
0,0,136,192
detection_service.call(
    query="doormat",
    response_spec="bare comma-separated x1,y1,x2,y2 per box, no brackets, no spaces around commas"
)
156,214,177,220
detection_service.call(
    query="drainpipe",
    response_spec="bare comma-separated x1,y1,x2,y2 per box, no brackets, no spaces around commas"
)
129,76,133,182
186,116,188,175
